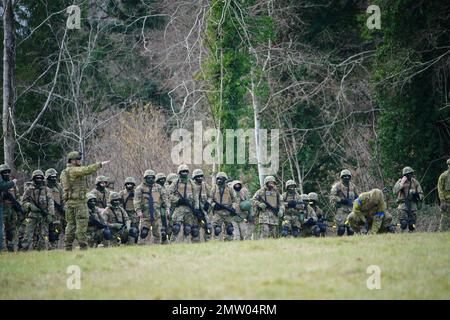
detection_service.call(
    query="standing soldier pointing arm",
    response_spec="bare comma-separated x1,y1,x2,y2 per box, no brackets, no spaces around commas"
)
60,151,110,251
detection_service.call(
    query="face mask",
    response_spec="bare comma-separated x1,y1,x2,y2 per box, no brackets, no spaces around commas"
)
125,183,134,191
157,179,166,186
342,176,351,184
217,178,225,186
1,171,11,181
194,176,203,184
234,184,242,192
309,201,316,207
47,176,57,185
88,199,97,210
405,173,413,181
111,200,121,207
287,186,295,193
145,177,155,185
34,178,44,187
179,171,189,179
96,184,106,192
267,183,274,190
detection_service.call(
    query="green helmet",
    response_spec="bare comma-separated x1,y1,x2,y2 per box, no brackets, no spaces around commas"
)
0,164,11,172
264,176,276,185
340,169,352,178
109,192,121,202
286,180,297,188
86,193,97,201
167,173,178,182
144,169,156,178
239,200,252,212
447,159,450,165
124,177,136,185
45,168,58,178
216,172,228,180
95,175,108,184
369,188,383,203
402,167,414,175
301,194,309,202
177,164,189,173
67,151,82,161
192,169,204,178
308,192,318,201
32,170,45,179
156,173,166,181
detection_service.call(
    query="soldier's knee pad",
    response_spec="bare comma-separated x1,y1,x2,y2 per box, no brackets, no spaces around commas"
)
281,225,289,237
408,222,416,231
173,223,181,235
140,227,150,239
49,229,59,242
312,225,321,237
319,223,327,234
191,225,200,238
337,225,346,236
103,228,112,240
400,219,408,230
346,227,354,236
226,223,234,236
129,227,138,239
183,224,192,236
214,225,222,236
292,227,300,237
387,225,396,233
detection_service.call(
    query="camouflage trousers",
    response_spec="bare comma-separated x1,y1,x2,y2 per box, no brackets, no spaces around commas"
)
3,205,18,252
21,215,50,251
259,223,278,239
108,227,130,247
347,212,393,234
171,205,200,243
439,202,450,232
233,219,248,241
49,210,66,249
127,210,139,245
211,210,237,241
281,214,302,237
246,222,257,240
64,201,89,250
139,214,162,245
87,226,104,248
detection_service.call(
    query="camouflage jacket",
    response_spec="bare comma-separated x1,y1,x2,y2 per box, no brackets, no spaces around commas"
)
438,170,450,203
252,187,284,225
134,183,169,217
210,183,239,214
119,189,135,212
352,190,386,221
102,205,130,228
282,191,305,217
89,188,111,209
330,181,358,208
0,178,16,206
168,178,199,209
60,162,102,204
47,182,64,216
21,183,55,220
193,180,211,209
393,177,423,210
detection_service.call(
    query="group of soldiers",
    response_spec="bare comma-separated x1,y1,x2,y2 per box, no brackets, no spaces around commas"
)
1,151,449,252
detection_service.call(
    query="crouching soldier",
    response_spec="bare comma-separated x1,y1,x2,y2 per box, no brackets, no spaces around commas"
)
300,194,320,237
308,192,327,237
103,192,137,246
86,193,111,248
281,180,303,238
252,176,284,239
135,170,170,244
346,188,395,235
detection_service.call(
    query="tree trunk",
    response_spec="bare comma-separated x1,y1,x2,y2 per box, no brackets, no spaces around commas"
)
2,0,15,169
250,67,264,188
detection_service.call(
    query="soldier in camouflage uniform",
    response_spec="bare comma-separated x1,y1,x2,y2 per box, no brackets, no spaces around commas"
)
134,170,170,244
330,169,358,236
393,167,424,232
231,180,253,240
308,192,327,237
86,193,110,247
252,176,284,239
60,151,108,251
346,188,395,234
280,180,303,238
156,173,166,187
192,169,212,241
0,164,21,252
437,159,450,231
119,177,138,244
210,172,239,241
45,168,65,249
103,192,135,246
168,164,201,243
165,173,178,240
90,175,111,209
20,170,55,251
299,193,320,237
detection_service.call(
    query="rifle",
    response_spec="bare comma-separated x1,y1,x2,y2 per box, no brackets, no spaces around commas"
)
3,191,24,216
213,201,236,216
160,207,168,241
54,201,65,215
142,191,155,224
88,211,108,229
257,195,279,215
28,196,50,218
175,189,204,222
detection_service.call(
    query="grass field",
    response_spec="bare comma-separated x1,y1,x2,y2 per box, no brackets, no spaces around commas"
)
0,232,449,299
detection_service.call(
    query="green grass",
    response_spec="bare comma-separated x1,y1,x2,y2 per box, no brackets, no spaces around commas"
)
1,232,449,299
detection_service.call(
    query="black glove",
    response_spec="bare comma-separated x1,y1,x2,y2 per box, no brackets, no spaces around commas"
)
287,200,297,208
304,217,315,227
203,202,210,212
193,209,203,220
213,203,221,211
229,208,237,216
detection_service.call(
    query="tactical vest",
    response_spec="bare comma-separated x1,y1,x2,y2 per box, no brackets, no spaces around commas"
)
175,180,193,199
27,186,50,210
213,185,232,205
141,185,161,205
49,186,62,206
122,190,135,211
196,182,208,203
264,190,279,208
396,179,419,201
108,206,127,224
3,185,18,206
334,182,357,200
